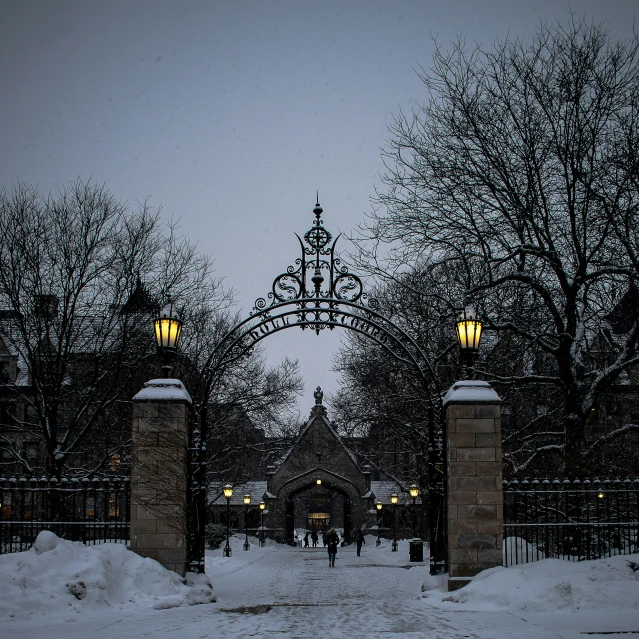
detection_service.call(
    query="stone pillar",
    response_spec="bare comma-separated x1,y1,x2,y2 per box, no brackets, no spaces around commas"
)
130,378,192,575
443,380,502,591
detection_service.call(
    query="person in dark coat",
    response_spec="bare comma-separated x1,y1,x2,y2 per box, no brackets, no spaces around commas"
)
326,529,339,567
304,532,309,547
322,531,327,547
356,529,365,557
311,530,318,547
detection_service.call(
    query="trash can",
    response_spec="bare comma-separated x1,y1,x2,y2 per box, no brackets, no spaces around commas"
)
409,539,424,562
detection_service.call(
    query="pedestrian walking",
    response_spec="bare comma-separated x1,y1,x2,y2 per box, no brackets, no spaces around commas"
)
322,531,327,547
311,530,318,547
326,529,339,567
304,532,309,547
356,529,365,557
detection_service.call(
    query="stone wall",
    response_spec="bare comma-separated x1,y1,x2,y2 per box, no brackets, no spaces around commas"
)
130,379,192,575
443,380,502,591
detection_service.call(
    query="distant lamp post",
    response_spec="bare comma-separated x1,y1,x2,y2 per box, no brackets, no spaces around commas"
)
259,501,266,547
456,305,483,377
390,493,399,552
153,300,183,378
409,484,419,538
243,494,251,551
376,501,383,547
223,484,233,557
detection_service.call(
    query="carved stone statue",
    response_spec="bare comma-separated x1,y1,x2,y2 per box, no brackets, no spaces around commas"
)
314,386,323,405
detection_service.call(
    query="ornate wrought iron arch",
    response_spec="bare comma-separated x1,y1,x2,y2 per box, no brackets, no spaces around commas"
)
188,200,447,577
195,199,440,399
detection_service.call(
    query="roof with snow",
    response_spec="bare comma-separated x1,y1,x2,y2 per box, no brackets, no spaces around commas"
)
208,480,269,505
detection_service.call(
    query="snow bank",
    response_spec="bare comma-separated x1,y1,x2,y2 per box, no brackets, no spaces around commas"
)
422,553,639,613
0,531,215,621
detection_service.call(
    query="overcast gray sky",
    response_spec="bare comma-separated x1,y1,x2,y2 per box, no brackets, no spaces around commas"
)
1,0,637,415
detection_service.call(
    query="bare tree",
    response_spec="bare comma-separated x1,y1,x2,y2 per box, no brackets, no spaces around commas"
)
353,19,639,475
0,179,227,477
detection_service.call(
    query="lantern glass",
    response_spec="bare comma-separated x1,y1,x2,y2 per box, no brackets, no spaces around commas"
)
259,501,266,511
376,501,383,511
243,494,251,505
154,302,183,352
390,493,399,505
316,478,322,485
223,484,233,499
409,484,419,499
456,306,483,351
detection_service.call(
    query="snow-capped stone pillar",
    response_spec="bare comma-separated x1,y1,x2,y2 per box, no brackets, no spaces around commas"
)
130,378,192,576
443,380,502,591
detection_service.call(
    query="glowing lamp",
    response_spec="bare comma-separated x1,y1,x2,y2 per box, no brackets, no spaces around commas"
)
456,306,482,352
154,301,183,353
223,484,233,500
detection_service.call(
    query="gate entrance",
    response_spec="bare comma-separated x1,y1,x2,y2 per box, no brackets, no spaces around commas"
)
187,199,446,575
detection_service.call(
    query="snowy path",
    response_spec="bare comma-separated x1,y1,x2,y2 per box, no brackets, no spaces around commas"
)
1,535,638,638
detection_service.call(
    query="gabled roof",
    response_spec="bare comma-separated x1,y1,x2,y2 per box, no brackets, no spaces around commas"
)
369,480,422,505
275,406,360,471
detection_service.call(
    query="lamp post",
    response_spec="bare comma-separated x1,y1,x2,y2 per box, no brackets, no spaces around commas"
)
223,484,233,557
243,494,251,551
391,493,399,552
153,301,183,378
259,501,266,547
409,484,419,538
376,501,383,546
456,305,483,378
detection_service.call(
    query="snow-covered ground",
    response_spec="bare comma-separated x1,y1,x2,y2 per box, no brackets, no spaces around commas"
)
1,531,638,638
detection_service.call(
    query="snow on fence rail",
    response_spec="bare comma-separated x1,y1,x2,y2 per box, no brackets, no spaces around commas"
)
0,475,130,554
503,477,639,567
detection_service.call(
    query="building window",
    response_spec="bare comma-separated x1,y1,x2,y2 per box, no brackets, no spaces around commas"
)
0,362,10,383
107,453,121,472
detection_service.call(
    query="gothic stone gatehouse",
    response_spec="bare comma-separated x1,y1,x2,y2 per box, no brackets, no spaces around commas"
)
209,394,408,544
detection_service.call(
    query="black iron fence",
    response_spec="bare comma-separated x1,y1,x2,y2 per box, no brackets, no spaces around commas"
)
0,475,130,554
503,478,639,566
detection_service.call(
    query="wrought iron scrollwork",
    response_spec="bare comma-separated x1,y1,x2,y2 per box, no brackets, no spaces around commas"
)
251,198,376,315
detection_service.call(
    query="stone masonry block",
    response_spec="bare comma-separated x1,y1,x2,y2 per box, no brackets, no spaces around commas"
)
449,548,479,563
476,462,503,476
157,404,189,420
447,405,478,419
448,518,478,534
449,462,477,476
455,534,499,550
449,562,484,578
456,447,496,462
131,518,157,534
476,519,504,534
477,491,503,505
475,404,501,419
133,403,160,419
477,548,503,565
449,433,476,448
451,476,501,491
449,491,479,505
475,433,502,447
154,548,186,568
447,505,458,520
448,448,456,462
461,504,498,520
455,418,497,433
